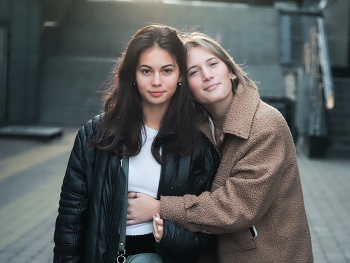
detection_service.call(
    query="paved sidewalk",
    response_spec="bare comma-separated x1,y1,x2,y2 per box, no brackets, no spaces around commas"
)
0,130,349,263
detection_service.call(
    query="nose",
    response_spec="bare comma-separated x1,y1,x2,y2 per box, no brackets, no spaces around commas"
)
202,68,213,82
152,72,162,86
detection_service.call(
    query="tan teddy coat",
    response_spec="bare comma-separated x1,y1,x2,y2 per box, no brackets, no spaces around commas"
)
161,85,313,263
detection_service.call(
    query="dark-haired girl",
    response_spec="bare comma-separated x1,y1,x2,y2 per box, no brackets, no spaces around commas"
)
53,25,219,263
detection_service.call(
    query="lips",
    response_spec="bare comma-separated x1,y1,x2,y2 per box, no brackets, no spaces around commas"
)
205,83,220,91
149,91,164,97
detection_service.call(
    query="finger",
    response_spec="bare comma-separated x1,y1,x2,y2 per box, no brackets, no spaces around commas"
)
154,213,163,226
153,218,161,242
134,192,146,198
127,206,132,214
153,217,159,233
128,192,135,199
155,218,163,226
153,217,158,235
154,225,163,243
153,217,157,235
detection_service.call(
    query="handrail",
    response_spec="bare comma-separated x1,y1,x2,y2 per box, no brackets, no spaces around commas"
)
316,17,334,109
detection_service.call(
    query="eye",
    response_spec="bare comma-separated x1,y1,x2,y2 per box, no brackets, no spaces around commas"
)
210,62,218,67
189,70,198,77
163,69,172,74
142,69,151,74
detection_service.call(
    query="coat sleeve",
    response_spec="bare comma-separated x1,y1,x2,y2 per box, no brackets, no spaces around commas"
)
161,110,296,234
53,127,89,263
155,220,217,263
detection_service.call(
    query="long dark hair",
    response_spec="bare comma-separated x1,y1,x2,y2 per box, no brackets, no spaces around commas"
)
92,25,199,163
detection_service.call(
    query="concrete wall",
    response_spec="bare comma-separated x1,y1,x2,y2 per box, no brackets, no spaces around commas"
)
0,0,10,126
57,1,280,66
39,1,285,126
0,27,8,126
39,57,112,126
0,0,41,126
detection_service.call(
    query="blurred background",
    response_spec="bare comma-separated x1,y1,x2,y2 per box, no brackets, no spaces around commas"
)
0,0,349,157
0,0,349,262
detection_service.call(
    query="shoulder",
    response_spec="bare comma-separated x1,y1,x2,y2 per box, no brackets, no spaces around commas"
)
74,114,103,151
252,100,290,137
80,114,103,138
247,100,295,152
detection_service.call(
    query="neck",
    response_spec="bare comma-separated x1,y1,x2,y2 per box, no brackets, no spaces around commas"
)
142,103,169,130
204,92,234,128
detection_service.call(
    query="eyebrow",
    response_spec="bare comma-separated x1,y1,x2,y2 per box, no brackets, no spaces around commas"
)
187,56,217,72
139,64,175,69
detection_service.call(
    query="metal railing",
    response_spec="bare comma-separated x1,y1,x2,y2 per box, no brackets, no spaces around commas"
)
301,14,335,157
317,17,334,110
304,25,328,138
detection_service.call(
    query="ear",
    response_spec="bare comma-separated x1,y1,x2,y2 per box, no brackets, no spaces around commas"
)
178,75,182,83
229,71,236,80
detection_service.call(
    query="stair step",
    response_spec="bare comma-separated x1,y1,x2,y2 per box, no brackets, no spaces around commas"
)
329,107,350,113
328,121,350,128
334,100,350,104
334,87,350,92
333,102,350,108
330,123,350,129
329,131,350,137
329,137,350,145
327,144,350,158
334,93,350,97
333,100,350,104
326,78,350,158
329,123,350,127
328,116,350,122
329,135,350,145
329,113,350,120
329,129,350,135
330,144,350,151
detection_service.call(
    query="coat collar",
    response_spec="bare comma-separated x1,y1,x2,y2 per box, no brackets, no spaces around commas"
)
222,84,260,139
200,84,260,141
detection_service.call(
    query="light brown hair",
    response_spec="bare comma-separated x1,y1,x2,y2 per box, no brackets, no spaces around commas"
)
182,32,257,92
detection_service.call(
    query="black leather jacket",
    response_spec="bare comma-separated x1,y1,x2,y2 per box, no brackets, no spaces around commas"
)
53,118,220,263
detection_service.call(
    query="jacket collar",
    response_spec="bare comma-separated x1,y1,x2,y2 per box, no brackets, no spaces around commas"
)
200,84,260,141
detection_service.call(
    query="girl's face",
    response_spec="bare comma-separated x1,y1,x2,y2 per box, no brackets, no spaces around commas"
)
187,47,233,107
136,46,181,111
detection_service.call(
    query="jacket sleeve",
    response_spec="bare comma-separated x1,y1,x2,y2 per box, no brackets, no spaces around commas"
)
161,110,295,234
155,219,217,263
53,127,89,263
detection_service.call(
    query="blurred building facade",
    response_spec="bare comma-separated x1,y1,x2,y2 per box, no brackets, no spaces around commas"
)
0,0,349,157
0,0,41,126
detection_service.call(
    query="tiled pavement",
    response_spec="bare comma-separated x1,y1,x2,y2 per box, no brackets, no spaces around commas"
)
0,129,349,263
